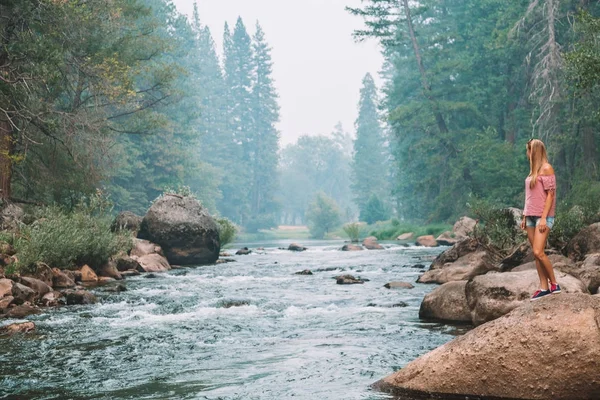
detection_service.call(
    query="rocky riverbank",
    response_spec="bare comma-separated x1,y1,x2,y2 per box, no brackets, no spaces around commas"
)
0,194,221,333
378,214,600,399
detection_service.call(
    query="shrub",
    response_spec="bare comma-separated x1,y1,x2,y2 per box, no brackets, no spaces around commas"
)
343,222,362,242
306,192,341,239
359,194,391,225
468,197,523,251
9,192,132,272
244,215,277,234
216,217,237,247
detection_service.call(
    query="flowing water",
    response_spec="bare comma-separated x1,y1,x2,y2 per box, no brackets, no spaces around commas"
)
0,240,466,400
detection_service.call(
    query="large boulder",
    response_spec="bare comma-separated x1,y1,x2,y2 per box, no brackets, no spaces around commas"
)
130,239,164,258
556,253,600,294
499,242,534,272
415,235,438,247
0,321,36,336
362,236,384,250
418,251,495,284
134,254,171,273
19,277,52,301
375,294,600,400
51,268,76,288
452,216,477,238
97,261,122,280
114,254,141,272
428,237,479,270
24,262,54,288
138,195,220,265
512,253,574,272
567,223,600,262
419,281,471,323
465,270,588,326
0,279,36,305
0,203,24,231
111,211,142,233
435,231,458,246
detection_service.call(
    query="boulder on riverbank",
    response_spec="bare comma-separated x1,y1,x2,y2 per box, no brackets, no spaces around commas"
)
375,294,600,400
566,222,600,262
435,231,458,246
418,251,496,284
0,321,36,336
111,211,142,234
419,281,471,323
452,216,476,238
415,235,438,247
465,270,587,326
396,232,414,241
138,195,220,265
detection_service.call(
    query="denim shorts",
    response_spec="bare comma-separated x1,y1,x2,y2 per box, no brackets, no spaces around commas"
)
525,216,555,229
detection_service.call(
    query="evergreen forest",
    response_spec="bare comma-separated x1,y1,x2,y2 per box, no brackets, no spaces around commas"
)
2,0,600,238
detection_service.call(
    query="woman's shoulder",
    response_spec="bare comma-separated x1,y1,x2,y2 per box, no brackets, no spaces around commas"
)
539,163,555,176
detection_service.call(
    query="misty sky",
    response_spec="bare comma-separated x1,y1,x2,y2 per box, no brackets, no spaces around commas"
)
172,0,384,146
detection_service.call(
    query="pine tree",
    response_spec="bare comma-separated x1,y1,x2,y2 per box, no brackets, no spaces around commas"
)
351,73,389,219
249,22,280,219
219,18,254,224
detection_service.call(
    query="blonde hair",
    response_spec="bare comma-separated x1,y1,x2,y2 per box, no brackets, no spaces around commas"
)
527,139,549,189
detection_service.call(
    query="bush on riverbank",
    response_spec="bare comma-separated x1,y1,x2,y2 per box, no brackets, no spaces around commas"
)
216,217,237,247
359,219,451,241
0,193,132,273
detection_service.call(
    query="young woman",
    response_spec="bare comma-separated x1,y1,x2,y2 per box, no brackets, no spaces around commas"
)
520,139,561,301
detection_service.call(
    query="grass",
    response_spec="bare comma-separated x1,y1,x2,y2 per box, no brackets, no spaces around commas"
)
331,219,453,241
235,225,311,243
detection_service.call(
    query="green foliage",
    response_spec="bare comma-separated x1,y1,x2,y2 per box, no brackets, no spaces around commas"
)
215,217,237,247
244,215,277,234
351,73,390,213
364,220,450,241
343,222,363,242
360,194,391,225
9,198,132,272
306,192,342,239
549,182,600,248
468,197,523,251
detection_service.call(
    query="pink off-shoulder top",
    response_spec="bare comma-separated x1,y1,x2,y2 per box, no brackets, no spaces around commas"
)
523,174,556,217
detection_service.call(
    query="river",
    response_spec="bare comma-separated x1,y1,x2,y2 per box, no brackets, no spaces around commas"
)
0,240,465,400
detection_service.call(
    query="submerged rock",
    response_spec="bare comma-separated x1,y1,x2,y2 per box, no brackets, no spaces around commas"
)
64,290,97,305
341,244,363,251
384,281,414,289
2,304,40,319
375,294,600,400
288,243,307,252
0,321,36,336
336,275,365,285
138,195,220,265
362,237,384,250
295,270,313,275
236,247,252,255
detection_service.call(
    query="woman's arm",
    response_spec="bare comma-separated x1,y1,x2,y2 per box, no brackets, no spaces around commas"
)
538,164,555,233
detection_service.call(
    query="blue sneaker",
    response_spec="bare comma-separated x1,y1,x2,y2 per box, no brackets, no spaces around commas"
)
550,283,562,294
531,289,551,301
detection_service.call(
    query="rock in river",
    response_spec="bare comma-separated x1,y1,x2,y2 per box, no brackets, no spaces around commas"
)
375,294,600,400
138,194,220,265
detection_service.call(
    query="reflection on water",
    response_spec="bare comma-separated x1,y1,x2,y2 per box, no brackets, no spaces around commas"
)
0,240,462,400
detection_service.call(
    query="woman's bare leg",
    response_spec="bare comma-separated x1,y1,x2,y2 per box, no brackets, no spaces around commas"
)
527,227,550,290
532,227,557,287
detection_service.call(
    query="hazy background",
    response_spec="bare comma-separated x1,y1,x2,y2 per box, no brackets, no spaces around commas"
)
173,0,384,145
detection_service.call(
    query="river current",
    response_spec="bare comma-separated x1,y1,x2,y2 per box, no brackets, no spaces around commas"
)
0,240,464,400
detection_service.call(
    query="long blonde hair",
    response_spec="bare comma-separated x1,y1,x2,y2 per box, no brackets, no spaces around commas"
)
527,139,549,189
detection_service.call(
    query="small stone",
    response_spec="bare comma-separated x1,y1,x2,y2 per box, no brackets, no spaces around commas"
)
384,281,415,289
295,270,313,275
80,265,98,282
0,321,36,335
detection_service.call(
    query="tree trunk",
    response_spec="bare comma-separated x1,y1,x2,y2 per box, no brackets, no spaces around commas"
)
401,0,448,134
0,118,13,200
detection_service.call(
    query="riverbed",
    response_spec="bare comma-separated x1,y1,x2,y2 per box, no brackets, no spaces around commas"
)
0,240,463,400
